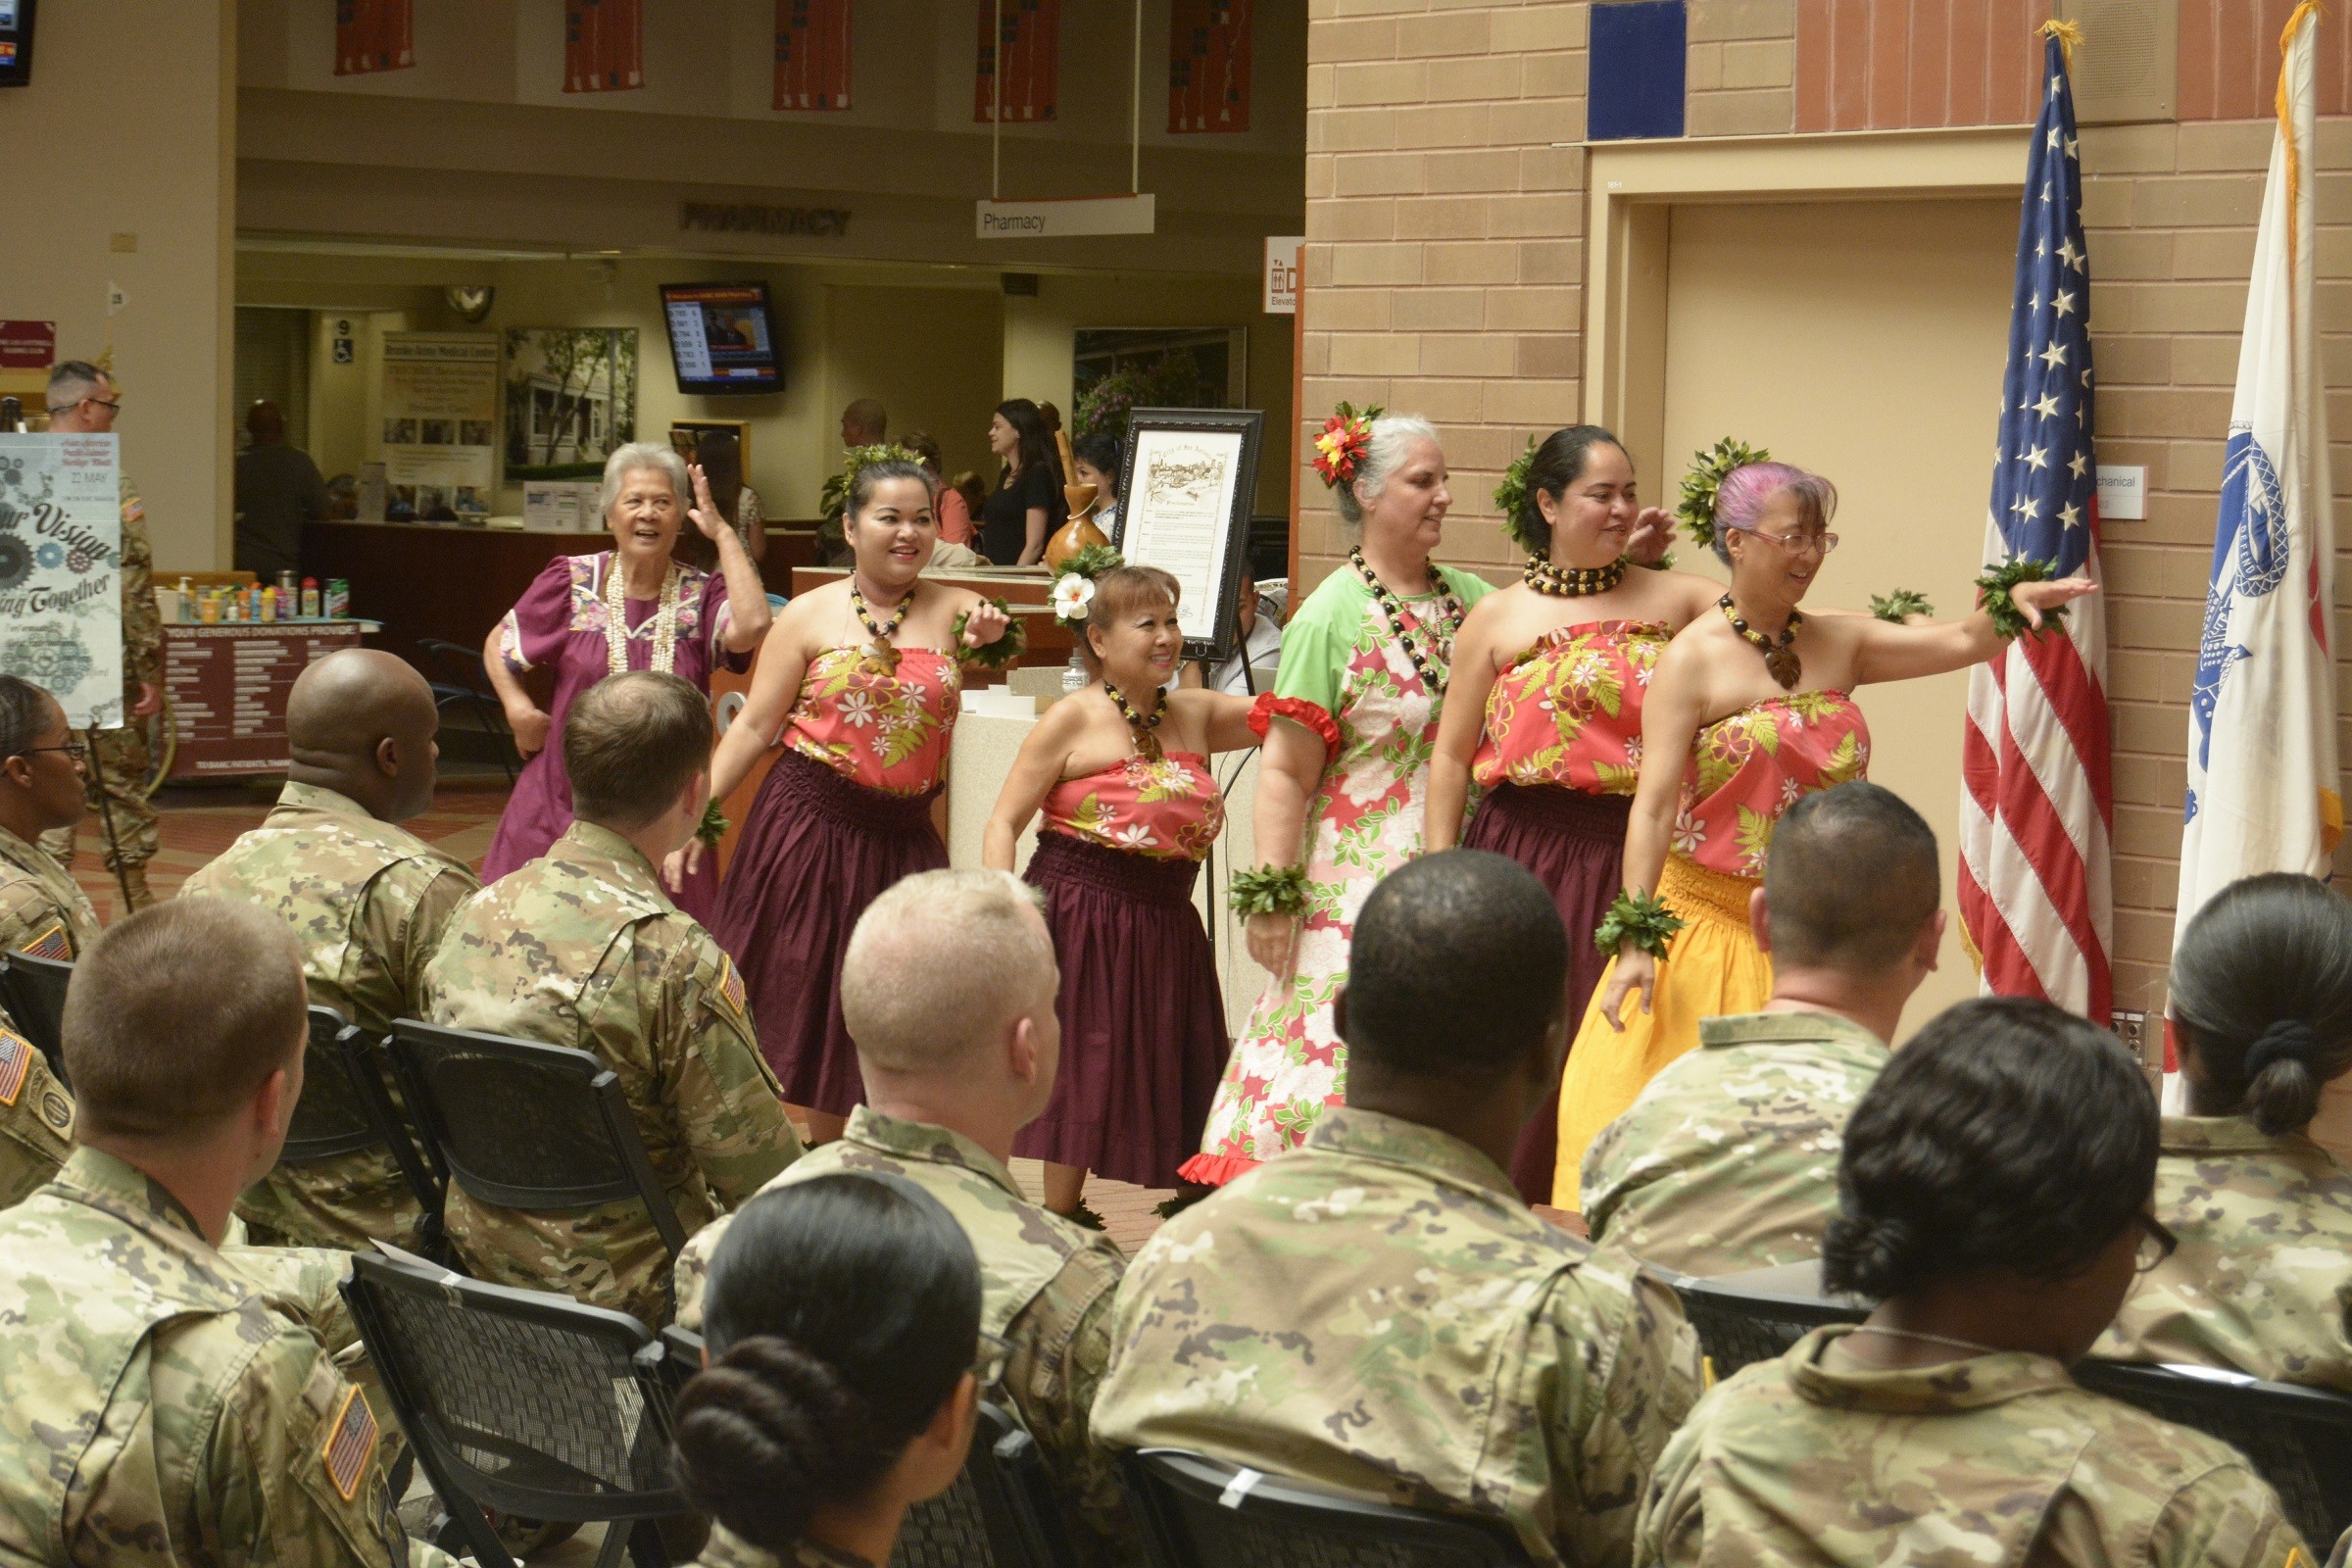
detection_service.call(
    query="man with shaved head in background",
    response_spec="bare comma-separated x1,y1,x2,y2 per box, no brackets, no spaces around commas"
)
180,648,478,1250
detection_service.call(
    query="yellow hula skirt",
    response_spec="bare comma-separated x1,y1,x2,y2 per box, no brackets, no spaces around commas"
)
1552,854,1773,1210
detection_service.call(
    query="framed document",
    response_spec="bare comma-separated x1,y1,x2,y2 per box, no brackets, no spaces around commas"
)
1110,408,1263,662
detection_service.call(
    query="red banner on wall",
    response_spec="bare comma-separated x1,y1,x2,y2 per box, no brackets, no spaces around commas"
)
975,0,1060,123
774,0,852,111
334,0,414,76
564,0,643,93
1168,0,1250,133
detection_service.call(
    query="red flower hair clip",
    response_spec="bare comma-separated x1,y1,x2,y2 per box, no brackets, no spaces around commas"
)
1311,401,1383,491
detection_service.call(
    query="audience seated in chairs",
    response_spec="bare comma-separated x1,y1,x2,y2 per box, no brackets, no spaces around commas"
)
1090,849,1702,1567
179,648,479,1250
674,867,1131,1565
2099,871,2352,1391
1634,996,2313,1567
1580,782,1944,1276
0,899,432,1568
422,669,801,1326
672,1171,985,1568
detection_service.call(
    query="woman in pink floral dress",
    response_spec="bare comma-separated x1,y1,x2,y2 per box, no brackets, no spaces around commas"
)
1553,459,2095,1206
706,459,1013,1145
984,564,1257,1220
1184,412,1495,1187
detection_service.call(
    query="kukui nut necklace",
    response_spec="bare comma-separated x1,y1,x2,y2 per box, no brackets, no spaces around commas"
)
850,578,911,675
1720,593,1803,690
1103,679,1165,762
1351,547,1462,694
605,560,683,677
1524,553,1628,598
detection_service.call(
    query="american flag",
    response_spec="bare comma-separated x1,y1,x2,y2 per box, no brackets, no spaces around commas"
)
1957,28,2114,1024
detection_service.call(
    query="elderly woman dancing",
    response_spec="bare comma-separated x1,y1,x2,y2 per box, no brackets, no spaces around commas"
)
480,440,770,920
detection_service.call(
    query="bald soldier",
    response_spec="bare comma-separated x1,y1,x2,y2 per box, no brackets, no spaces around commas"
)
0,676,101,1205
0,899,451,1568
425,670,801,1325
674,869,1132,1563
180,649,478,1250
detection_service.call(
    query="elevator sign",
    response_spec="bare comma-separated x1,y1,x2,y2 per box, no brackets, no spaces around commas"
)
1263,237,1303,316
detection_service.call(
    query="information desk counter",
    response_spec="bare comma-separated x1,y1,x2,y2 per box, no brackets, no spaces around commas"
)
163,619,379,781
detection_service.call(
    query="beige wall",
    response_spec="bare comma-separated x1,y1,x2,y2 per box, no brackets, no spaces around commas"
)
0,1,236,572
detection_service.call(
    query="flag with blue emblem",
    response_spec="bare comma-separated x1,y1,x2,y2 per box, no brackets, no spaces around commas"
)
1959,23,2112,1023
2175,2,2339,965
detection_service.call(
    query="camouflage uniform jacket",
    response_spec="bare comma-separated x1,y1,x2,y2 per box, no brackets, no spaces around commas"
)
0,820,102,965
0,1147,450,1568
1634,1325,2310,1567
118,472,163,697
1090,1105,1704,1568
675,1106,1131,1562
0,822,100,1207
180,782,479,1250
696,1525,869,1568
1581,1010,1886,1278
422,820,801,1325
2098,1116,2352,1392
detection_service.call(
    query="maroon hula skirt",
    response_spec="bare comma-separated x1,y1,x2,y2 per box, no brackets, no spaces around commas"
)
713,748,948,1115
1012,831,1228,1189
1461,783,1632,1205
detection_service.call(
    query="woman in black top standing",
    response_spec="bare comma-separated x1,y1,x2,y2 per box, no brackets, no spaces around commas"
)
977,398,1063,566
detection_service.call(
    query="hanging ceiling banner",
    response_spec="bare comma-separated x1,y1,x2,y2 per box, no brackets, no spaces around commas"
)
774,0,852,111
976,193,1155,239
564,0,643,93
334,0,414,76
975,0,1060,123
1168,0,1250,133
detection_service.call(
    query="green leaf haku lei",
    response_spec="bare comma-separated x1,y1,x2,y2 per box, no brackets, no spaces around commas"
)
1231,863,1309,918
1870,588,1935,623
1975,557,2067,641
1494,435,1541,553
949,599,1028,668
1675,436,1770,550
1596,888,1686,959
696,798,730,850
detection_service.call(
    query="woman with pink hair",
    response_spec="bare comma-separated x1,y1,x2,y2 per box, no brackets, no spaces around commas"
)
1551,458,2094,1207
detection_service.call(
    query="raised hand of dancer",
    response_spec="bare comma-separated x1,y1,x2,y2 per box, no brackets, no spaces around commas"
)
1625,505,1677,566
961,600,1011,648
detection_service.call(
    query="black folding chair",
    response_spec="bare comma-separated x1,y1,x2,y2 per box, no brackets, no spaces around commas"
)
342,1249,688,1568
1666,1261,1869,1380
0,950,73,1087
384,1021,687,1298
1118,1448,1534,1568
278,1008,448,1255
416,638,517,783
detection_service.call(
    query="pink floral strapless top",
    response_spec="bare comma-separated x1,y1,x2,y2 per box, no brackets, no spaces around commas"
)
1041,752,1225,862
1672,690,1871,878
783,647,962,796
1472,620,1668,794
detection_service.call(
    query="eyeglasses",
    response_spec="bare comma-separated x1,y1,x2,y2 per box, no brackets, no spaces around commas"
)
44,396,120,417
972,1330,1010,1391
2134,1212,2180,1275
1742,528,1839,557
14,741,87,764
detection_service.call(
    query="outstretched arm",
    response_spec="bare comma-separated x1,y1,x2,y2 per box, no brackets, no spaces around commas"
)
1849,576,2096,687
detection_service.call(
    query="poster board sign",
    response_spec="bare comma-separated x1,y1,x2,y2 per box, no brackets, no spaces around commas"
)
0,431,122,727
504,327,639,482
1111,408,1262,662
381,333,498,520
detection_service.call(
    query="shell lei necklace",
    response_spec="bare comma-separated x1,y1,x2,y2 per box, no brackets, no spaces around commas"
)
1103,679,1165,762
1720,593,1803,690
1351,547,1462,694
605,559,683,676
850,578,911,675
1524,553,1628,598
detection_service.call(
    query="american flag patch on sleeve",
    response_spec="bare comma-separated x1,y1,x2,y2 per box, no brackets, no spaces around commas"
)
320,1386,378,1501
0,1030,28,1107
716,954,747,1019
18,922,72,961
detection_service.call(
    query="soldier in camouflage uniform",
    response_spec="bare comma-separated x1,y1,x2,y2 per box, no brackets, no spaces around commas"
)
2100,873,2352,1391
1091,853,1702,1567
36,362,163,908
425,671,799,1326
0,897,448,1568
675,869,1132,1564
0,676,104,1205
1582,785,1944,1277
1636,998,2309,1567
181,650,478,1250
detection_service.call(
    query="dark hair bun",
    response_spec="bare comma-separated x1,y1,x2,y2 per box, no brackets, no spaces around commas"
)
1820,1215,1919,1300
671,1336,874,1548
2243,1018,2324,1136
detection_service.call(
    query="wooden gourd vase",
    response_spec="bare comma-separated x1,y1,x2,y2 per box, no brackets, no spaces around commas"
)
1043,426,1107,568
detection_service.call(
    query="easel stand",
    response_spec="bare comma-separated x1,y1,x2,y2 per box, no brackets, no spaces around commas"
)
83,726,135,909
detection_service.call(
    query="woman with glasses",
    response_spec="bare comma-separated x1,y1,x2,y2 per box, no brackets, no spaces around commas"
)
672,1171,999,1568
1553,461,2092,1206
1634,998,2309,1566
2100,872,2352,1391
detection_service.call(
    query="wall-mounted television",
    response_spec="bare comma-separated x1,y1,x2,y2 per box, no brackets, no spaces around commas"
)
0,0,36,89
661,282,782,396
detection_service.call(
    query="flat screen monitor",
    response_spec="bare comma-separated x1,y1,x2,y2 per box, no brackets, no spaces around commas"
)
661,282,782,395
0,0,35,89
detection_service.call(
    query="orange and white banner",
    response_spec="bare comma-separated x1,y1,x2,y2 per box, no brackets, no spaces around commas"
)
564,0,643,94
1169,0,1251,133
